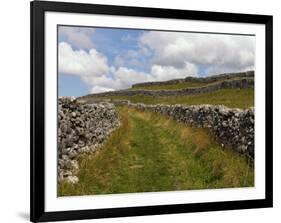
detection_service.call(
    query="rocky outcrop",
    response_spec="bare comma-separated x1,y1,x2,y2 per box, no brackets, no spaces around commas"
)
118,101,254,158
58,97,120,184
132,70,254,88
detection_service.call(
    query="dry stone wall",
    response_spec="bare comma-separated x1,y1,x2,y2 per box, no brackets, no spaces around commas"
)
58,97,120,184
118,101,254,159
81,77,254,100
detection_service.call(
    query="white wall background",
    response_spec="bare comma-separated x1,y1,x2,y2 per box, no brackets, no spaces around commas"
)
0,0,280,222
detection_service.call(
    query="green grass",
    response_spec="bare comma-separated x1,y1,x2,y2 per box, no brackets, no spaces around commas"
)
59,106,254,196
105,88,254,109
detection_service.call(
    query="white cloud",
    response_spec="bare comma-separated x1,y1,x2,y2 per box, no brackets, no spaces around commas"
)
86,67,151,93
59,26,95,50
140,31,255,75
150,62,198,81
114,67,151,87
59,41,199,93
90,86,115,93
85,74,122,91
59,42,109,77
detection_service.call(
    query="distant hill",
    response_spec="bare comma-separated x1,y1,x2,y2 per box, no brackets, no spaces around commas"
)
78,70,255,109
132,70,254,89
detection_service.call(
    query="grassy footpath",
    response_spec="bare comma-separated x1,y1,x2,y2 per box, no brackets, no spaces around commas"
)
59,106,254,196
105,88,254,109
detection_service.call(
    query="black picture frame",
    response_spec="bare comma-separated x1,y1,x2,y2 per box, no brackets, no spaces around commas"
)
30,0,273,222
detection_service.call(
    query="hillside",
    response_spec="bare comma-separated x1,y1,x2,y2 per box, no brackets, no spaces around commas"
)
131,70,254,90
78,71,255,109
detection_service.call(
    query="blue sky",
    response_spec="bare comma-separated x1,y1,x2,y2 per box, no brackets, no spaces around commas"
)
58,26,255,96
58,27,150,96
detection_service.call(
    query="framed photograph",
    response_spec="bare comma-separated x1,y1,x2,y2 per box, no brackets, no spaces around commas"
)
30,0,273,222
